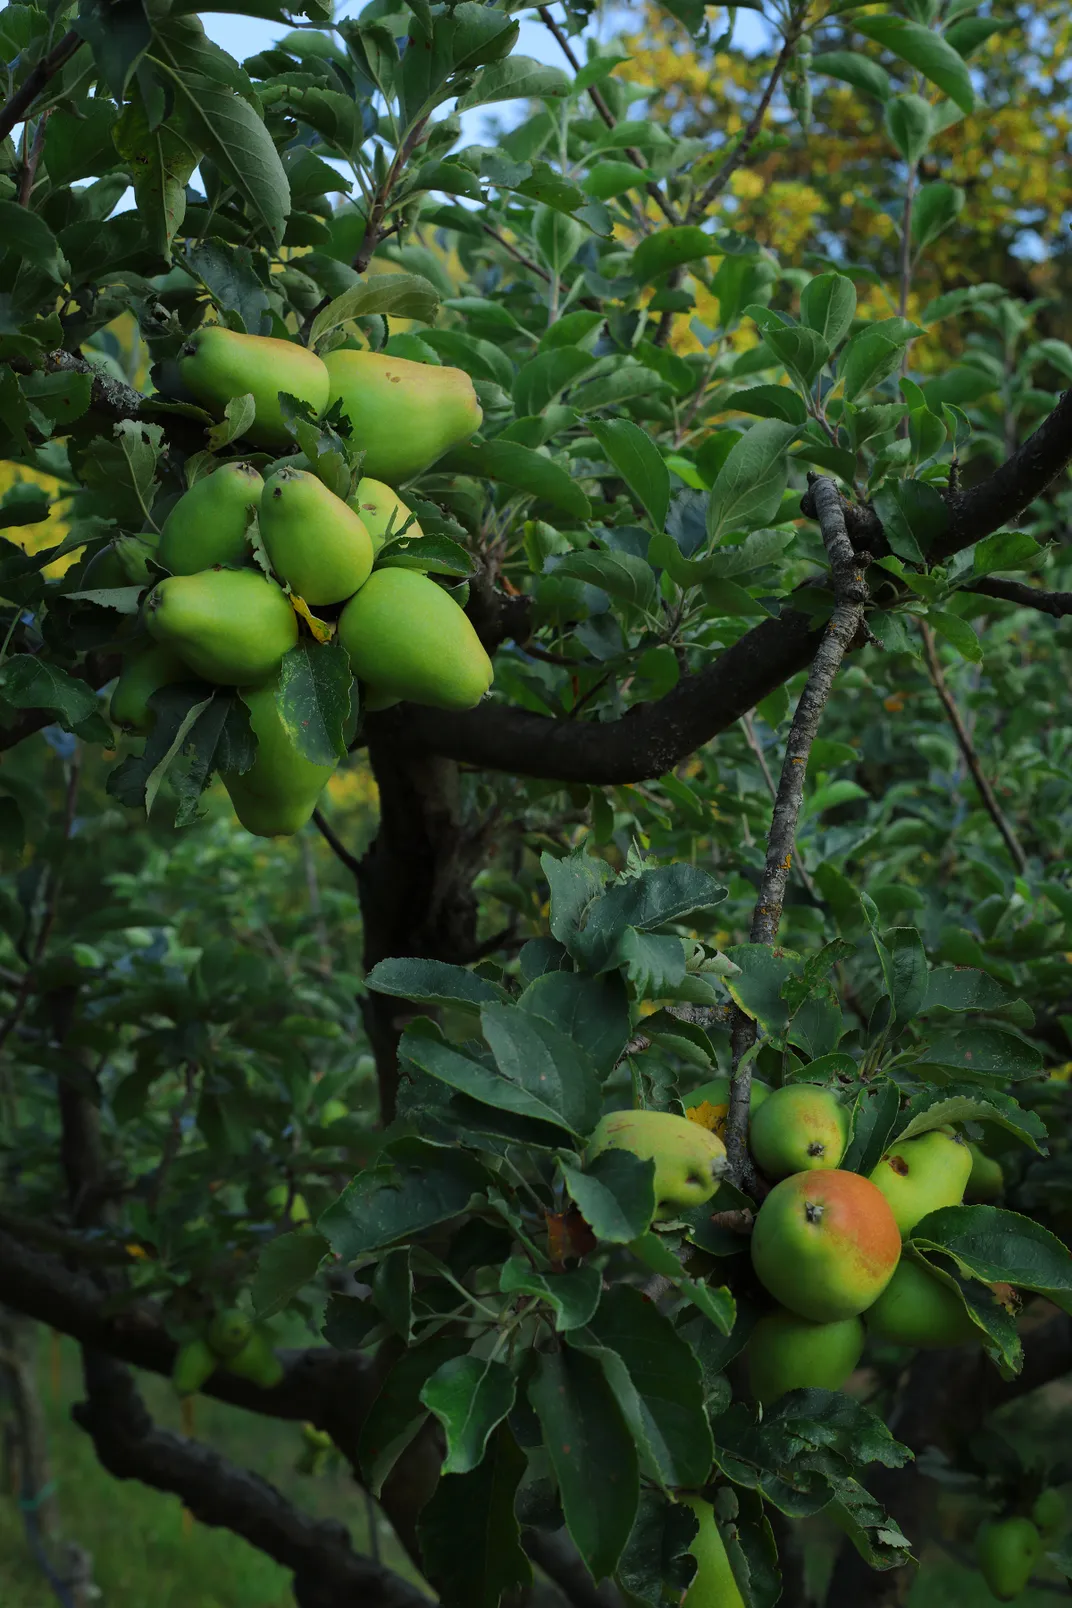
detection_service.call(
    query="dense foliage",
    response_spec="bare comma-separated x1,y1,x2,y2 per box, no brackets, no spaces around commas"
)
2,0,1072,1604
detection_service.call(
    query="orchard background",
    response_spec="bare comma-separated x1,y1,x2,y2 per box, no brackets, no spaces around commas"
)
2,0,1072,1602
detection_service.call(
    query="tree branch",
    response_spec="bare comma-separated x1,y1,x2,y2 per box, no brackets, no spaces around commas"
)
73,1352,430,1608
312,808,361,879
0,29,82,145
965,576,1072,617
724,476,869,1190
919,621,1029,876
690,24,802,219
354,117,430,276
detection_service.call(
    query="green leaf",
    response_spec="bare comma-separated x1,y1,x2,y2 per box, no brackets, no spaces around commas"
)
518,969,630,1075
457,54,570,109
883,926,928,1029
561,1150,657,1244
972,531,1042,576
631,225,720,285
916,1027,1043,1082
572,864,729,972
0,202,67,283
723,944,794,1040
912,182,965,249
587,418,671,532
840,318,921,403
884,93,935,166
895,1086,1046,1150
319,1139,488,1259
0,658,99,732
358,1335,471,1493
528,1346,639,1581
273,640,352,765
252,1230,329,1318
628,1234,736,1334
812,50,892,101
843,1082,900,1176
420,1355,517,1474
481,1001,602,1137
583,160,650,200
927,608,982,663
513,348,598,416
555,548,657,614
800,273,857,348
872,477,948,561
400,1019,581,1136
617,1491,698,1608
922,967,1017,1016
707,420,798,541
417,1425,531,1608
367,957,507,1011
500,1257,602,1331
584,1284,713,1488
167,73,291,245
728,384,808,426
854,16,974,113
441,439,591,519
762,325,831,390
911,1206,1072,1314
310,273,441,345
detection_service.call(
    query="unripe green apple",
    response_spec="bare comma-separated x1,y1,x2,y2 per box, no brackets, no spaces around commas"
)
682,1076,770,1140
179,326,329,448
221,678,337,838
111,642,200,734
223,1328,284,1389
337,569,493,711
146,568,298,685
265,1183,312,1224
586,1109,727,1220
748,1084,849,1180
746,1308,864,1403
207,1308,253,1360
965,1142,1005,1203
869,1128,973,1237
323,348,482,484
680,1497,745,1608
976,1516,1041,1601
1031,1487,1066,1544
171,1336,217,1396
751,1169,901,1323
348,478,424,555
157,462,263,575
864,1256,979,1348
319,1098,348,1126
260,467,374,605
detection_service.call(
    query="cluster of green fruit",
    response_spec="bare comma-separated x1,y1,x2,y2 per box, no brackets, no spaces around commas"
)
107,327,493,837
589,1083,1003,1408
977,1490,1066,1602
171,1308,283,1396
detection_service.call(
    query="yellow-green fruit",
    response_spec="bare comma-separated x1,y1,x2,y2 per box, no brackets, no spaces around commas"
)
146,569,297,685
223,1329,284,1389
749,1084,849,1180
681,1498,745,1608
338,569,492,711
966,1143,1005,1202
869,1128,973,1237
172,1337,217,1396
864,1257,979,1348
746,1309,864,1403
348,477,424,555
682,1077,770,1141
751,1170,901,1323
207,1309,253,1360
221,679,337,837
260,467,373,605
586,1109,727,1220
323,349,482,483
266,1183,312,1224
319,1099,348,1126
179,326,329,448
110,643,198,733
976,1517,1042,1602
1031,1487,1066,1544
158,462,263,575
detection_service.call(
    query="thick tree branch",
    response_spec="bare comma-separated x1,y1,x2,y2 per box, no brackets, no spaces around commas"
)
724,476,869,1189
966,576,1072,617
312,808,361,879
73,1352,430,1608
0,30,82,145
919,621,1029,876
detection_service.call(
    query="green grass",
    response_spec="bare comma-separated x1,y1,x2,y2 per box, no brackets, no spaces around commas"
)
0,1335,422,1608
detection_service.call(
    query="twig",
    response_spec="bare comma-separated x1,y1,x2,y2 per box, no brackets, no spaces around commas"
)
690,23,803,219
740,711,820,905
354,117,430,275
965,577,1072,617
919,622,1029,876
480,222,552,284
724,476,869,1190
536,5,680,227
0,29,82,145
17,109,51,207
312,809,361,879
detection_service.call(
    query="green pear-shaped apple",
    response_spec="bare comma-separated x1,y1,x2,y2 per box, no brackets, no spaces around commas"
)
869,1128,973,1236
748,1084,849,1180
586,1109,727,1220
